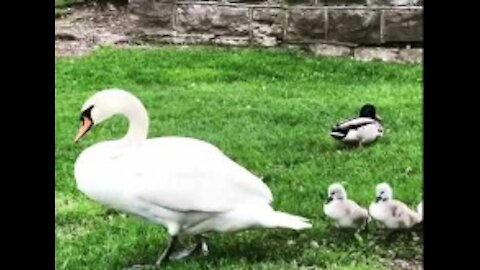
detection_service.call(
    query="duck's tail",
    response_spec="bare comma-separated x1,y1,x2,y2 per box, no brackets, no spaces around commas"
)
330,132,346,140
330,126,348,140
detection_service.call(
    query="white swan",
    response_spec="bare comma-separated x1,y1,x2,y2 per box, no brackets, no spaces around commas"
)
74,89,311,267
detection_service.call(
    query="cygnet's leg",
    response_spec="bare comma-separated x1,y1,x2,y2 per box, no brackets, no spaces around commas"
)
362,217,370,234
332,223,340,237
385,229,401,242
169,235,209,261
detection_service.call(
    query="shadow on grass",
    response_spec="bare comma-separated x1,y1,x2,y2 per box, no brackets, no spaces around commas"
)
119,230,311,269
118,222,422,269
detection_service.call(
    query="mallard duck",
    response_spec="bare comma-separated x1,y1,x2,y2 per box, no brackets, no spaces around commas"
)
323,183,369,229
369,183,422,229
330,104,383,147
74,89,311,268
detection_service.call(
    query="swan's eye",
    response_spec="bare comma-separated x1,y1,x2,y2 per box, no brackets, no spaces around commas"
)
80,105,94,121
330,192,335,196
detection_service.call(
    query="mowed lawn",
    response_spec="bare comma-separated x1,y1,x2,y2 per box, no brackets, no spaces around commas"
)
55,47,423,270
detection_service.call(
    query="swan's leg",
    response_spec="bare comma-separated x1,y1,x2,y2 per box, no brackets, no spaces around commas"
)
125,237,178,270
155,236,178,267
198,235,209,256
169,235,209,261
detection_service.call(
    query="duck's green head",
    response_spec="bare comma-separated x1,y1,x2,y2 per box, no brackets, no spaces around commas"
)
360,104,381,121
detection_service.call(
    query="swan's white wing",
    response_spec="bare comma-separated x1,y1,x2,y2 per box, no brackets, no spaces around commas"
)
125,137,273,213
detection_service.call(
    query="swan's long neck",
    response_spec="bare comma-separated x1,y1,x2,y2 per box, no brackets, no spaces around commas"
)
121,98,149,144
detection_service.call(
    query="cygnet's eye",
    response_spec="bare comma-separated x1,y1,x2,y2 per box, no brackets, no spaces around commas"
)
380,191,385,195
330,191,335,196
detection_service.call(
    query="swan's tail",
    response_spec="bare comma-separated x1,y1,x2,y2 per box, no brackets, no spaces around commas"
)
263,211,312,230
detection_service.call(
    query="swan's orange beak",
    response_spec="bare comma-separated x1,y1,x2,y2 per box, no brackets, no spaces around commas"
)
74,117,93,143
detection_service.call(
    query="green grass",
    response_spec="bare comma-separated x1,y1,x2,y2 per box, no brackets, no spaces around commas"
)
55,0,76,8
55,47,423,270
55,0,76,18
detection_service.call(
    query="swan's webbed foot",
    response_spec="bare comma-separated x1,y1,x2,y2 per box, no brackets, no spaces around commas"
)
125,264,158,270
169,235,209,261
125,235,207,269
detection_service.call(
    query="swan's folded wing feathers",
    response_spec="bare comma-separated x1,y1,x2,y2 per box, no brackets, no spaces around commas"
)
135,169,272,213
129,143,273,213
111,137,273,213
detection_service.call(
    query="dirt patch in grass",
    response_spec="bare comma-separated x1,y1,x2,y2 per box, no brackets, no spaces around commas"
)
381,258,423,270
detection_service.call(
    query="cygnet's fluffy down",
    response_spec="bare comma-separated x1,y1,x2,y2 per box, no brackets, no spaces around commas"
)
369,183,422,229
323,183,369,229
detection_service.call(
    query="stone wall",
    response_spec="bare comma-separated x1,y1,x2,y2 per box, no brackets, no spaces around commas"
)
128,0,423,62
